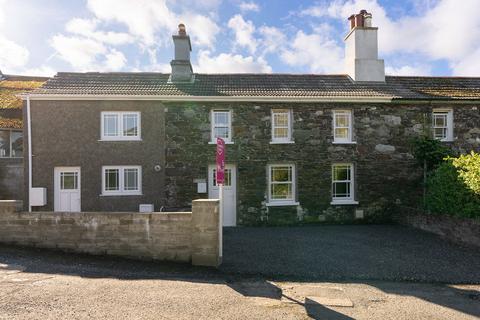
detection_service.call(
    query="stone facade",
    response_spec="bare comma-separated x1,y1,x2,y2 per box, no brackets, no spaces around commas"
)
164,101,480,225
24,99,479,226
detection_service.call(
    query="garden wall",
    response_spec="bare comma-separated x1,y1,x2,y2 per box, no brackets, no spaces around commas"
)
0,199,221,267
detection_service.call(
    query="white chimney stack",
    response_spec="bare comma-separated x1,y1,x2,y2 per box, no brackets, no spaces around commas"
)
170,23,194,82
344,10,385,82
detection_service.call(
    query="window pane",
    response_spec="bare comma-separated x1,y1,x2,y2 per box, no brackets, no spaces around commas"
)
272,166,291,182
105,169,119,191
124,168,138,191
434,114,446,127
104,115,119,136
0,130,10,157
214,112,229,126
335,128,349,139
123,114,138,137
434,128,447,139
335,114,350,127
214,127,229,139
333,182,350,198
61,172,78,190
333,166,350,181
213,168,231,186
274,112,288,127
11,131,23,157
274,127,288,139
271,183,292,200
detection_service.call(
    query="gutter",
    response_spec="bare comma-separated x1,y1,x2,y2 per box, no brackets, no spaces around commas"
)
22,94,394,103
27,95,32,212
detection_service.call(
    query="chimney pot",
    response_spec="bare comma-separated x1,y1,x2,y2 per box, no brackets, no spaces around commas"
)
348,14,356,30
178,23,186,36
354,13,364,28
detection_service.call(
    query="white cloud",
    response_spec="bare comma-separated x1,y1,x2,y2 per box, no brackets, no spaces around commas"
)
385,64,431,76
228,14,257,53
21,65,56,77
0,35,29,70
50,35,126,71
238,1,260,12
258,26,286,55
451,47,480,76
65,18,134,45
195,50,271,73
301,0,480,75
180,13,220,48
281,30,344,73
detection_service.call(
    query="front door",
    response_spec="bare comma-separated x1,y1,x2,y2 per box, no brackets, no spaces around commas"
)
54,167,81,212
208,164,237,227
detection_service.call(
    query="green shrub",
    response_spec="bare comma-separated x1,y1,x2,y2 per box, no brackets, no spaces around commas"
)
426,153,480,219
411,136,453,171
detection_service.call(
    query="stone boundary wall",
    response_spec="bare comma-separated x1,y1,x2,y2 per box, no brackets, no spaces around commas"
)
394,207,480,248
0,199,220,267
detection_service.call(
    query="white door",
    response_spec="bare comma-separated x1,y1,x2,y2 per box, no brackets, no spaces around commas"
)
208,164,237,227
54,167,81,212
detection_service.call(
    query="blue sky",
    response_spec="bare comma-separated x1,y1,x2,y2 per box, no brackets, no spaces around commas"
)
0,0,479,77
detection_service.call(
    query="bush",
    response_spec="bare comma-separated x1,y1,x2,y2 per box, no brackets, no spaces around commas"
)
426,152,480,219
411,136,453,171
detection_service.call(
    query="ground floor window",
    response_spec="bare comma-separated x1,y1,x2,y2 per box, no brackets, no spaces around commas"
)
0,129,23,158
331,164,357,204
267,164,297,205
102,166,141,195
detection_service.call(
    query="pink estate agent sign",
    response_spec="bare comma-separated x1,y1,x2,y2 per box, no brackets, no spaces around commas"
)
216,137,225,185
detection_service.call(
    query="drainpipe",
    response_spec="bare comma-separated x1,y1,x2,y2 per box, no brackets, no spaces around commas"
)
27,95,32,212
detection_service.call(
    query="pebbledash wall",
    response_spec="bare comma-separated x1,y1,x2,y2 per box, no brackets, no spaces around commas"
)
25,99,480,225
0,199,221,266
164,101,480,225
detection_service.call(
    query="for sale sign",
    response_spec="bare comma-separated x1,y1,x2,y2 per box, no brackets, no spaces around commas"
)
216,137,225,185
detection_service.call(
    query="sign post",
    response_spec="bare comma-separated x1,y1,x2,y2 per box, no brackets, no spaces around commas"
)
215,137,225,259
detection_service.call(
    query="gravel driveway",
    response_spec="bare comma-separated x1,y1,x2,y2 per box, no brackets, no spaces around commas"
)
221,225,480,283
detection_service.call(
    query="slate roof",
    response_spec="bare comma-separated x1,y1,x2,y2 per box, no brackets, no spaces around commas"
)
30,72,480,100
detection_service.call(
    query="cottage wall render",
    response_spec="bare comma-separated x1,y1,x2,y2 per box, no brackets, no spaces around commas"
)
24,100,166,212
164,102,480,225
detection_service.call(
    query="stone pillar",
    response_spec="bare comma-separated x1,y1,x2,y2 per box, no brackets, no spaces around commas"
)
191,199,221,267
0,200,22,214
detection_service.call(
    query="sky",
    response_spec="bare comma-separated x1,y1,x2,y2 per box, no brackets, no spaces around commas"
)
0,0,479,77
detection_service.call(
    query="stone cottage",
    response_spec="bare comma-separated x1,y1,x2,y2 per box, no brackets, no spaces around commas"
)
22,11,480,225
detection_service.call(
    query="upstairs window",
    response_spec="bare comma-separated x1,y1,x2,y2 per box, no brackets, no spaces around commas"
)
432,109,453,141
331,163,357,204
271,109,293,143
211,110,232,143
101,112,140,141
333,110,353,143
102,166,141,196
0,129,23,158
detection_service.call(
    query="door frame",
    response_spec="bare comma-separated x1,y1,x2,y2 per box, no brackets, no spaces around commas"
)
208,164,237,227
54,166,81,212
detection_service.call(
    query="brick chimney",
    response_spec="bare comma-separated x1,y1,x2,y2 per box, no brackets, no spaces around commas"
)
345,10,385,82
170,23,194,82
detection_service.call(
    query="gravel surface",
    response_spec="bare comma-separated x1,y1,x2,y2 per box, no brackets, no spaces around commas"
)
221,225,480,283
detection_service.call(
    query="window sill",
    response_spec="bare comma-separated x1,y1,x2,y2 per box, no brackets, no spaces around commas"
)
266,201,300,207
208,141,234,145
99,138,142,142
100,192,143,197
330,200,359,205
332,141,357,145
269,141,295,144
0,157,23,159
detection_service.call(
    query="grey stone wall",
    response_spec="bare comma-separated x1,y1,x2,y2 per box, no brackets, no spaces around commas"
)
0,199,221,266
164,102,480,225
393,207,480,248
0,158,23,200
25,100,166,212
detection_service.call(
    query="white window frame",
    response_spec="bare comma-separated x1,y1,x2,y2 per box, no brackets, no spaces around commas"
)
331,163,358,205
266,164,299,206
432,109,453,142
101,165,142,196
100,112,141,141
210,110,233,144
332,110,355,144
0,129,23,158
270,109,294,144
